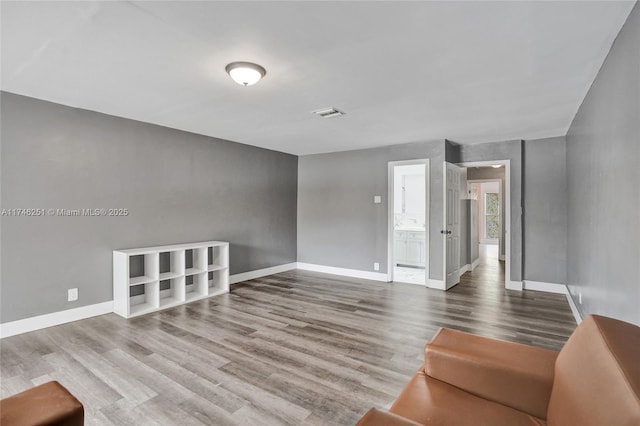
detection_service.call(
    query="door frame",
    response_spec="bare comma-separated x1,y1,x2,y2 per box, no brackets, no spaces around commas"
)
456,160,518,291
387,159,430,285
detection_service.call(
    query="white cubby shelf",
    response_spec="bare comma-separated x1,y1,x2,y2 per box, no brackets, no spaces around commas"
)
113,241,229,318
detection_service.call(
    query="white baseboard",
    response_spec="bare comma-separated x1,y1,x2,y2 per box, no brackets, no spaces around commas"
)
523,281,584,324
523,280,568,294
296,262,388,282
506,280,523,291
471,258,481,270
3,266,578,338
565,292,583,325
428,279,446,290
446,281,460,290
0,301,113,339
459,264,471,275
230,262,297,284
0,263,298,339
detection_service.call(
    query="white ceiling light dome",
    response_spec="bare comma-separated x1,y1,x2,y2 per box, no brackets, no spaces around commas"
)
225,62,266,86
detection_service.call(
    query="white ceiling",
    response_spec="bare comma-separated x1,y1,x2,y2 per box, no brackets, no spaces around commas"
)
1,1,634,155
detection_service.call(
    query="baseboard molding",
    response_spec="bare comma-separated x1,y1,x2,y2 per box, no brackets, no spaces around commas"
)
445,280,460,290
506,280,523,291
459,264,471,275
0,301,113,339
296,263,388,282
1,263,298,339
523,280,568,294
428,279,446,290
565,292,583,325
230,262,297,284
471,258,481,270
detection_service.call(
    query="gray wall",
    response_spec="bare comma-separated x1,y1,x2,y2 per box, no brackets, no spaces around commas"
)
469,200,479,265
1,92,298,323
565,3,640,325
459,140,523,282
459,168,469,266
297,141,445,280
523,137,567,285
460,201,471,266
467,166,506,257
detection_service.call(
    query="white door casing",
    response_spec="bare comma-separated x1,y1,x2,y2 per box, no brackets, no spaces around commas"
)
444,162,462,288
387,159,430,286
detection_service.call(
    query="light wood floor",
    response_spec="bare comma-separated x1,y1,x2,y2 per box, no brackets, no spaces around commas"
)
0,256,576,425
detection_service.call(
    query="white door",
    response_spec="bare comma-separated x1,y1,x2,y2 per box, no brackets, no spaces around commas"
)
444,162,462,288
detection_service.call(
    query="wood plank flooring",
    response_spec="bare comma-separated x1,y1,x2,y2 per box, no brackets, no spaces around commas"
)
0,258,576,425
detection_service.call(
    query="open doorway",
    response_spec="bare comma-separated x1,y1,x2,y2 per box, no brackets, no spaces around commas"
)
453,161,515,290
469,178,503,254
388,160,429,285
468,179,503,276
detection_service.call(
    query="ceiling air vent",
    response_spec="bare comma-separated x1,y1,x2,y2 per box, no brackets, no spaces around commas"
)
312,107,345,118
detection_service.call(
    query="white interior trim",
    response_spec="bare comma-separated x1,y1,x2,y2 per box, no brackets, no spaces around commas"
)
506,280,523,291
565,292,583,325
297,262,388,282
387,159,430,286
0,301,113,339
229,263,297,284
457,160,514,290
394,279,427,287
428,279,446,290
471,257,481,271
523,280,568,294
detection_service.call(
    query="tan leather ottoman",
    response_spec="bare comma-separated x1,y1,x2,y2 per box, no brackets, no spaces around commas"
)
0,381,84,426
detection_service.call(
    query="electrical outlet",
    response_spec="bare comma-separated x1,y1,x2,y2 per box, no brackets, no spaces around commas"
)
373,262,380,271
578,292,582,305
68,288,78,302
374,195,381,204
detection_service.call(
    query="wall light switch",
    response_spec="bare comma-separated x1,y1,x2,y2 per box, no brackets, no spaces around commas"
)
374,262,380,271
68,288,78,302
374,195,382,204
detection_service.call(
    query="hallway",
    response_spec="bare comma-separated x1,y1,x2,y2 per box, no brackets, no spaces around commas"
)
474,243,503,285
458,243,507,297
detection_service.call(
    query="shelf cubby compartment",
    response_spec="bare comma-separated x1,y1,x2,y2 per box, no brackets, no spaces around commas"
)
114,241,229,318
207,244,229,271
159,250,185,280
185,248,207,276
208,269,229,296
185,273,207,301
128,253,158,285
159,277,184,308
129,281,159,317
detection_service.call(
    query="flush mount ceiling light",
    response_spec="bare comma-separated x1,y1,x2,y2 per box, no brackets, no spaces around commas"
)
491,165,502,168
225,62,266,86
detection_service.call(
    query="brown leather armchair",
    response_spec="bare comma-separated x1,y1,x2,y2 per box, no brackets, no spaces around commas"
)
0,381,84,426
357,315,640,426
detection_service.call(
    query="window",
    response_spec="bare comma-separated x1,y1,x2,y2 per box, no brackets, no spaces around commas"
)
484,192,500,239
